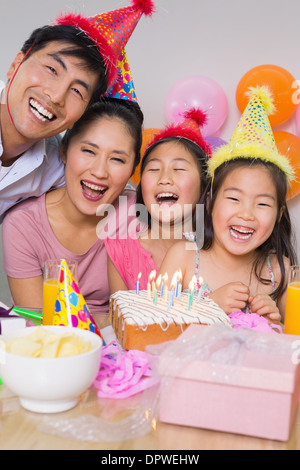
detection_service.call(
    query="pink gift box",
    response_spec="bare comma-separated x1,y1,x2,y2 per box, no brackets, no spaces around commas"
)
158,325,300,441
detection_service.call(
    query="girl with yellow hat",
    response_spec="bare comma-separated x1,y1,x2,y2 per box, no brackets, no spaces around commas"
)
158,87,297,325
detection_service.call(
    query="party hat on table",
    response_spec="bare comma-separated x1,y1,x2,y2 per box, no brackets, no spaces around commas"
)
53,260,103,340
55,0,156,95
146,108,212,156
208,86,294,181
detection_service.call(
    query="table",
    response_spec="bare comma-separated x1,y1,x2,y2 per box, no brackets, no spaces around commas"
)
1,314,300,450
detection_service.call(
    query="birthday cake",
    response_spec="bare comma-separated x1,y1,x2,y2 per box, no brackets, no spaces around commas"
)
109,290,232,351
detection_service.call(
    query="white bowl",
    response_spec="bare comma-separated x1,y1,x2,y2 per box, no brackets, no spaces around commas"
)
0,326,102,413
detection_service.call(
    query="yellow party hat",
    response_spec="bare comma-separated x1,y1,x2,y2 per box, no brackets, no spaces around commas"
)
53,260,103,340
208,86,294,181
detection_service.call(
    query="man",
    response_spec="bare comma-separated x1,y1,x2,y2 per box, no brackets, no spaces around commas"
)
0,0,155,219
0,23,107,220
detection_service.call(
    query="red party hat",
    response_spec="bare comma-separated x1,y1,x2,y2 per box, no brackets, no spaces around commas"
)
147,108,212,156
56,0,156,90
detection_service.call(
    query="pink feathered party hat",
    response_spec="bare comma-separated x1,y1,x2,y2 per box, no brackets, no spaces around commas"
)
147,109,212,156
55,0,155,94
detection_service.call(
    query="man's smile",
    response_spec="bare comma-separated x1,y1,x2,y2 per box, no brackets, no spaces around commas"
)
29,98,56,122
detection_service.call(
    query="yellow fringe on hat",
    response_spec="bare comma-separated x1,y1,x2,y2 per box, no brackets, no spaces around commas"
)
208,142,294,181
208,86,294,182
245,86,276,116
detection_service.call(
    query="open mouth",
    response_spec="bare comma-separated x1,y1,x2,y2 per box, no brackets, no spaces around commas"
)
230,225,255,241
155,192,179,206
29,98,56,122
81,180,108,201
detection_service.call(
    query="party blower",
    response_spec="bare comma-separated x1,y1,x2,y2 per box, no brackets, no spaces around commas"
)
52,260,105,344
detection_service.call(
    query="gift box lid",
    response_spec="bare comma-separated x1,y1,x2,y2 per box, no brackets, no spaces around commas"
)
158,325,300,393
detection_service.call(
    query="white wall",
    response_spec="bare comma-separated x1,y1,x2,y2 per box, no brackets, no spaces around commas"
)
0,0,299,300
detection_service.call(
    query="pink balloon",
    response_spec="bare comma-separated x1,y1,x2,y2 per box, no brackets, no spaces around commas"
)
165,75,228,137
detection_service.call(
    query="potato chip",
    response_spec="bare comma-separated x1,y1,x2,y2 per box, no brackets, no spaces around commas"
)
40,340,60,359
27,327,48,342
4,327,93,358
57,341,80,358
6,338,41,358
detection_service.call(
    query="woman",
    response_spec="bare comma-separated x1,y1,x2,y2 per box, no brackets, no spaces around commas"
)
2,97,144,313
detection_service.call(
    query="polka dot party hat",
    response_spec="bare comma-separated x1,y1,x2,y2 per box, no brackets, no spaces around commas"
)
53,260,103,341
208,86,294,181
55,0,155,93
105,48,137,102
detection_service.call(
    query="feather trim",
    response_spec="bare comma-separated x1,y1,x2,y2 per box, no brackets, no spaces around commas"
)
208,142,294,181
246,86,276,116
55,13,118,87
183,108,207,127
131,0,156,16
147,125,212,156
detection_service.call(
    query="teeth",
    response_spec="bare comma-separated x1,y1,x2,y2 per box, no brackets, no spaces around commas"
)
156,193,178,199
30,99,54,121
231,226,254,234
30,107,47,122
82,181,107,193
230,227,254,240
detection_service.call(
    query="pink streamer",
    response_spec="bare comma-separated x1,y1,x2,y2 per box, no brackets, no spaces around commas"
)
93,342,159,399
229,311,283,334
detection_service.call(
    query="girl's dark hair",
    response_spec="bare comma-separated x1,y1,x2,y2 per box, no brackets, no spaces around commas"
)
21,24,108,102
61,97,144,175
136,137,209,228
203,158,297,301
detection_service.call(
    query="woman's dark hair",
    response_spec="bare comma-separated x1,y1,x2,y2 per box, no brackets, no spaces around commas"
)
203,158,297,302
61,96,144,175
21,25,108,102
136,137,209,228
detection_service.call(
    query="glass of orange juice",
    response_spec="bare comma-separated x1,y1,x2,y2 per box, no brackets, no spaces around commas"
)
42,259,78,325
284,266,300,335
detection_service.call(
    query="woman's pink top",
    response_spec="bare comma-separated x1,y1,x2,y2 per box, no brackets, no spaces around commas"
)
104,235,158,290
2,189,137,313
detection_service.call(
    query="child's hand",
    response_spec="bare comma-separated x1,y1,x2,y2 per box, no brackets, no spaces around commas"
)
209,282,249,314
248,295,281,324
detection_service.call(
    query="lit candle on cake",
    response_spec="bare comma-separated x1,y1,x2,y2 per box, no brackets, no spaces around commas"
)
160,273,167,297
163,274,169,301
171,272,179,298
154,275,161,305
171,283,175,307
152,271,157,296
196,277,204,303
175,272,179,298
147,271,156,299
136,272,141,295
167,284,175,311
178,270,183,299
188,276,197,311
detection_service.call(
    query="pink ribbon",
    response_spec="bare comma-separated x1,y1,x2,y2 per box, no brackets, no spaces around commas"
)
229,311,283,334
93,342,159,399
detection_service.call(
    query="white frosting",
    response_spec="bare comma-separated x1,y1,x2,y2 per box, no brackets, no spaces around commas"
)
111,290,232,331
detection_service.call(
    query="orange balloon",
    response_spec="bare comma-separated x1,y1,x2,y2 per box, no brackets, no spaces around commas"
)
273,131,300,199
130,128,159,186
236,65,298,127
